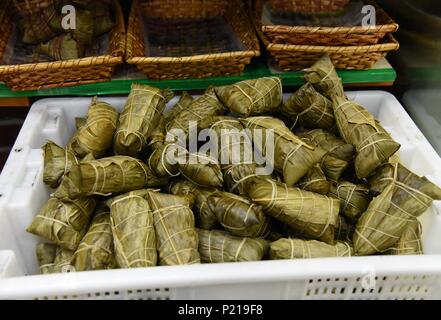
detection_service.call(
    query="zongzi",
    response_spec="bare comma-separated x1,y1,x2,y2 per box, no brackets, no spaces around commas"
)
20,4,62,44
304,55,345,99
281,83,335,130
207,193,269,238
43,141,79,188
269,238,353,260
167,88,227,133
354,163,441,255
169,180,220,230
39,34,83,61
114,84,173,157
296,164,330,195
198,229,268,263
199,116,261,195
27,196,97,251
300,129,354,181
68,97,118,158
328,181,371,222
54,156,154,199
107,190,157,268
215,77,283,117
147,191,200,266
246,178,340,244
332,95,400,179
72,204,116,271
242,117,326,187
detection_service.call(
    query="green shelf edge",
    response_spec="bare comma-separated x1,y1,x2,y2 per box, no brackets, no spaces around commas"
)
0,60,396,98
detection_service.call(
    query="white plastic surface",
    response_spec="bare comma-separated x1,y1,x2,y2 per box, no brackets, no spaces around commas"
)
403,89,441,156
0,91,440,300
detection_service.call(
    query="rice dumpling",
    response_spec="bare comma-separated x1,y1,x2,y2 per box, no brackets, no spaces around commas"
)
354,163,441,255
43,141,79,189
148,144,224,188
246,178,340,244
164,91,194,124
52,247,75,273
300,129,354,181
387,219,423,256
199,116,261,195
39,34,83,61
281,83,335,130
332,95,400,179
54,156,154,199
167,88,227,133
20,4,62,44
107,190,157,268
68,97,118,158
114,84,173,157
36,243,58,275
215,77,282,117
328,181,371,222
169,180,220,230
72,204,116,271
269,239,353,260
27,196,97,251
296,164,330,195
207,193,269,238
147,191,200,266
178,153,224,188
241,117,326,187
198,229,268,263
304,55,345,99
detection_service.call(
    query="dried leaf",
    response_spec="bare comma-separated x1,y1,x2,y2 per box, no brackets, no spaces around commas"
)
328,181,371,222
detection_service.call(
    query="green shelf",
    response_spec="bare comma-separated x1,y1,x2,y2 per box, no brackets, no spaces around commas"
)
0,58,396,98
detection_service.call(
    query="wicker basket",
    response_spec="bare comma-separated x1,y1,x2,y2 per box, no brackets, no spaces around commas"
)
267,0,350,14
126,0,260,81
11,0,52,16
0,0,125,91
257,0,399,46
256,20,399,71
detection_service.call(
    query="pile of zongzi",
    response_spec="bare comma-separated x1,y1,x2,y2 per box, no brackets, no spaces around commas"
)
15,0,116,62
30,55,441,275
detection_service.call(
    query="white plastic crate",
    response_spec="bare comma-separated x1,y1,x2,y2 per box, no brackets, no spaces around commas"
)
0,91,440,300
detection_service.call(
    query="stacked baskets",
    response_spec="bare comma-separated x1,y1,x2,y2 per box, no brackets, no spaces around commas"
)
252,0,400,71
0,0,126,91
126,0,260,80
